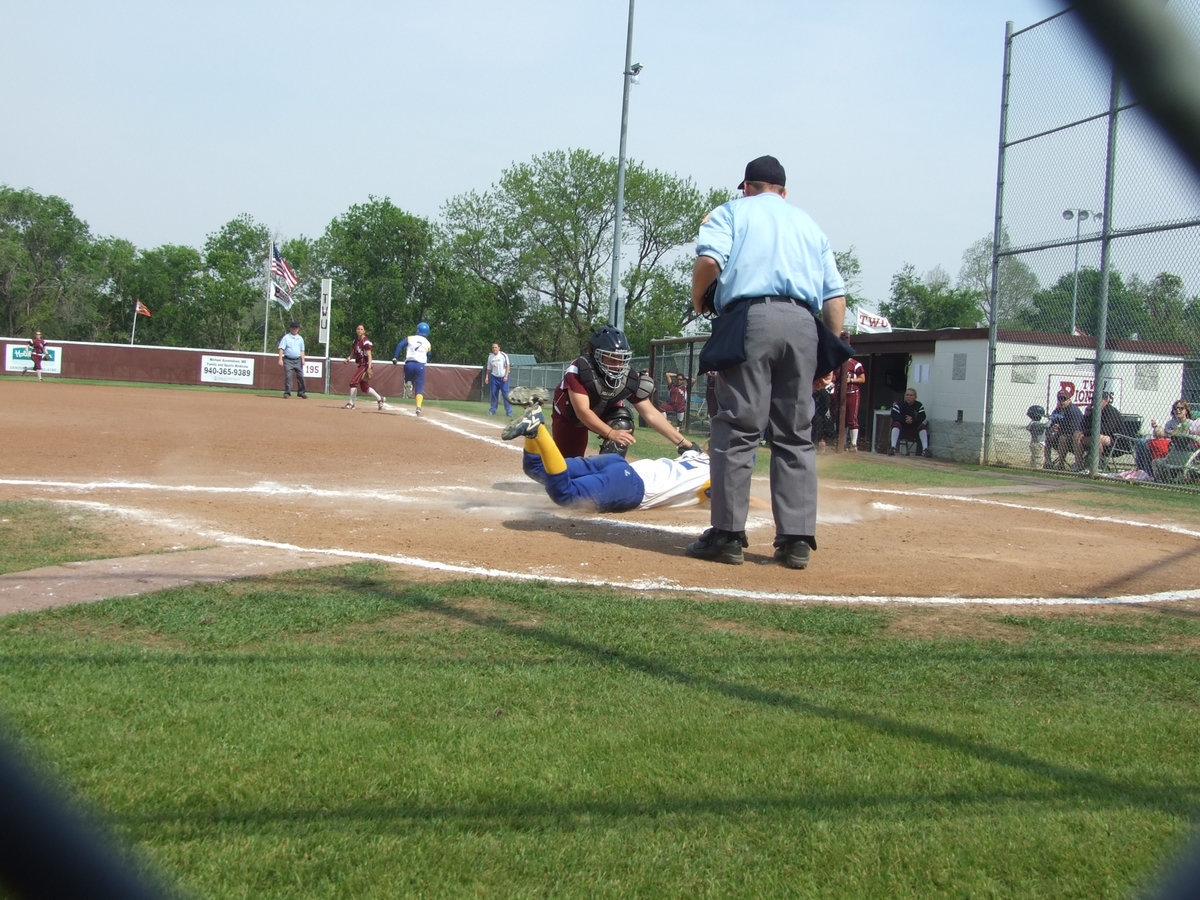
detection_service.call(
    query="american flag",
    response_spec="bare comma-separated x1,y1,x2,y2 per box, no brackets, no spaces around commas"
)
271,244,299,289
135,299,152,317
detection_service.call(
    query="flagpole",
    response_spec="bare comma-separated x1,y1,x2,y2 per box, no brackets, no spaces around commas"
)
263,240,273,354
130,298,139,345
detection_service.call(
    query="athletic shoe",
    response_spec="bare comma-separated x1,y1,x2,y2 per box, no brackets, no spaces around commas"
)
378,396,386,410
415,408,422,416
773,538,810,570
922,448,932,458
685,528,748,565
298,394,307,399
342,402,355,409
501,404,543,440
887,447,896,456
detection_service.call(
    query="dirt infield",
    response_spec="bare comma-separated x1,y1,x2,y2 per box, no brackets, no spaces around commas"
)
2,379,1198,614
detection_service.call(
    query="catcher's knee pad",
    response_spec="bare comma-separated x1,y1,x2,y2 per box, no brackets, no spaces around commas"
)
598,407,635,456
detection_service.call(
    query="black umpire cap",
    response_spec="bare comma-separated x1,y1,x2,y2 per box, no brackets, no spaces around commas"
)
738,155,786,190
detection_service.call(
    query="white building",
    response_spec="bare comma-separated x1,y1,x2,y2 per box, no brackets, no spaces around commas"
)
846,329,1189,465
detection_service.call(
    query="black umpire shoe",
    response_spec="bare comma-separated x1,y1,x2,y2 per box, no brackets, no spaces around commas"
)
685,528,748,565
773,537,811,570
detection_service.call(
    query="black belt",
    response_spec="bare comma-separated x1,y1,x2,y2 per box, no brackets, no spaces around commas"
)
284,355,301,360
736,296,815,313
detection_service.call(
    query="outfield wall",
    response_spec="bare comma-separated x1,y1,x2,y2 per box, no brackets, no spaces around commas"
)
0,338,483,401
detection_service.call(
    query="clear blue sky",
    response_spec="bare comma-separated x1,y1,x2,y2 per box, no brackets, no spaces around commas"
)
3,1,1063,309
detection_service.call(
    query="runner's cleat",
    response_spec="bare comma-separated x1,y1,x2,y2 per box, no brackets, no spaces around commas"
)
501,404,543,440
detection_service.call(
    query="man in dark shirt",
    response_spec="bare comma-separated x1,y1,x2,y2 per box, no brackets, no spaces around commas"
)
887,388,930,457
1075,391,1124,463
1045,388,1085,470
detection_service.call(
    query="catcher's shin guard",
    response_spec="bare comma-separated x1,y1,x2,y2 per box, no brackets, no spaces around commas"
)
598,407,635,456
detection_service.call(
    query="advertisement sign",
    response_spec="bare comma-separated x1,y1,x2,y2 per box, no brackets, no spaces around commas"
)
200,355,255,386
319,278,332,345
5,343,62,374
1048,373,1122,409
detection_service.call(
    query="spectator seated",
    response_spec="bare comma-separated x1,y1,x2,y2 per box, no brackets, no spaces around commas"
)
887,388,931,458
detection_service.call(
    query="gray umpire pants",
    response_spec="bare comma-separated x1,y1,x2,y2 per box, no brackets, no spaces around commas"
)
710,299,819,539
283,356,306,396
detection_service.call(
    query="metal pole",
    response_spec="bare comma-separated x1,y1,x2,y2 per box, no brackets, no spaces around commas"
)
608,0,636,332
1069,215,1082,335
263,242,273,355
984,20,1015,467
1087,69,1122,474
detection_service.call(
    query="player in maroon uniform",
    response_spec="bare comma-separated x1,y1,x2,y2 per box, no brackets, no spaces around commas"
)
834,336,865,450
551,326,698,459
27,331,47,380
341,324,386,410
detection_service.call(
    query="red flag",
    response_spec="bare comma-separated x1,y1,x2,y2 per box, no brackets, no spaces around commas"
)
136,300,152,317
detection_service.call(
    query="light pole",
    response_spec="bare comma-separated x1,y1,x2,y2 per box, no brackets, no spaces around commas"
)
1061,208,1102,335
608,0,639,332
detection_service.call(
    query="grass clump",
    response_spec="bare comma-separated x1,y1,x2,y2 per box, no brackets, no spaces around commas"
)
0,500,129,574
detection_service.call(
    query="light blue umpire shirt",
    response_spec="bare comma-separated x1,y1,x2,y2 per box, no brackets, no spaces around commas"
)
278,330,305,358
696,192,844,314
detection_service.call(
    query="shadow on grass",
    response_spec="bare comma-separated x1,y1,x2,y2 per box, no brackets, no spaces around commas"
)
92,573,1200,830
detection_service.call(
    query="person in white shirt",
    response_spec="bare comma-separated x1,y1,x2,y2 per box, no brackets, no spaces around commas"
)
485,342,513,416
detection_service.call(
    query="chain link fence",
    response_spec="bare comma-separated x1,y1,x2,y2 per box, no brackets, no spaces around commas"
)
987,4,1200,489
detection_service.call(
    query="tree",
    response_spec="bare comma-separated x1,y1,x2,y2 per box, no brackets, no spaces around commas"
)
1017,267,1146,340
0,186,95,337
318,197,435,355
200,215,270,351
125,244,204,346
881,264,984,330
442,149,721,361
957,232,1041,326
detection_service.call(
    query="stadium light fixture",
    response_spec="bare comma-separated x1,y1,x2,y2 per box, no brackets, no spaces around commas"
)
1062,208,1103,335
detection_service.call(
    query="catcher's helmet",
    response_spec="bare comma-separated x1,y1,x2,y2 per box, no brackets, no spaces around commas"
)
598,406,635,457
589,325,632,390
416,322,430,337
1026,404,1046,421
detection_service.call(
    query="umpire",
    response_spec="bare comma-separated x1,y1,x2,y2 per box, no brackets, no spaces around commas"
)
686,155,846,569
277,321,307,398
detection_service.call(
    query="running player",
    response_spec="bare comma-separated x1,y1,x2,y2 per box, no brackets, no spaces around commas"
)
392,322,431,415
502,405,710,512
27,331,47,380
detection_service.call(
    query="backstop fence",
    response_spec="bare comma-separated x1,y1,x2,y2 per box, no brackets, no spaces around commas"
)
987,3,1200,488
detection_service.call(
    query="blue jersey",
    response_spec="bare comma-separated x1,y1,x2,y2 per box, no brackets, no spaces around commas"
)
696,192,844,314
522,451,710,513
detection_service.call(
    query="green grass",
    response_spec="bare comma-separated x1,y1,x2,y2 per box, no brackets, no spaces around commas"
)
0,500,133,574
1,559,1198,898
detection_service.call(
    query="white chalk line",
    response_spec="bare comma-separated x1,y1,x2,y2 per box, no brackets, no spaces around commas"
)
838,486,1200,540
21,491,1200,608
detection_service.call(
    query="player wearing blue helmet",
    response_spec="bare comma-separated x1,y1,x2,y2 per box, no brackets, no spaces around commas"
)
392,322,432,415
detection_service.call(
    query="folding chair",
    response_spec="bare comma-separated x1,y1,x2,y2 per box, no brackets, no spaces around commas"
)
1154,436,1200,484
